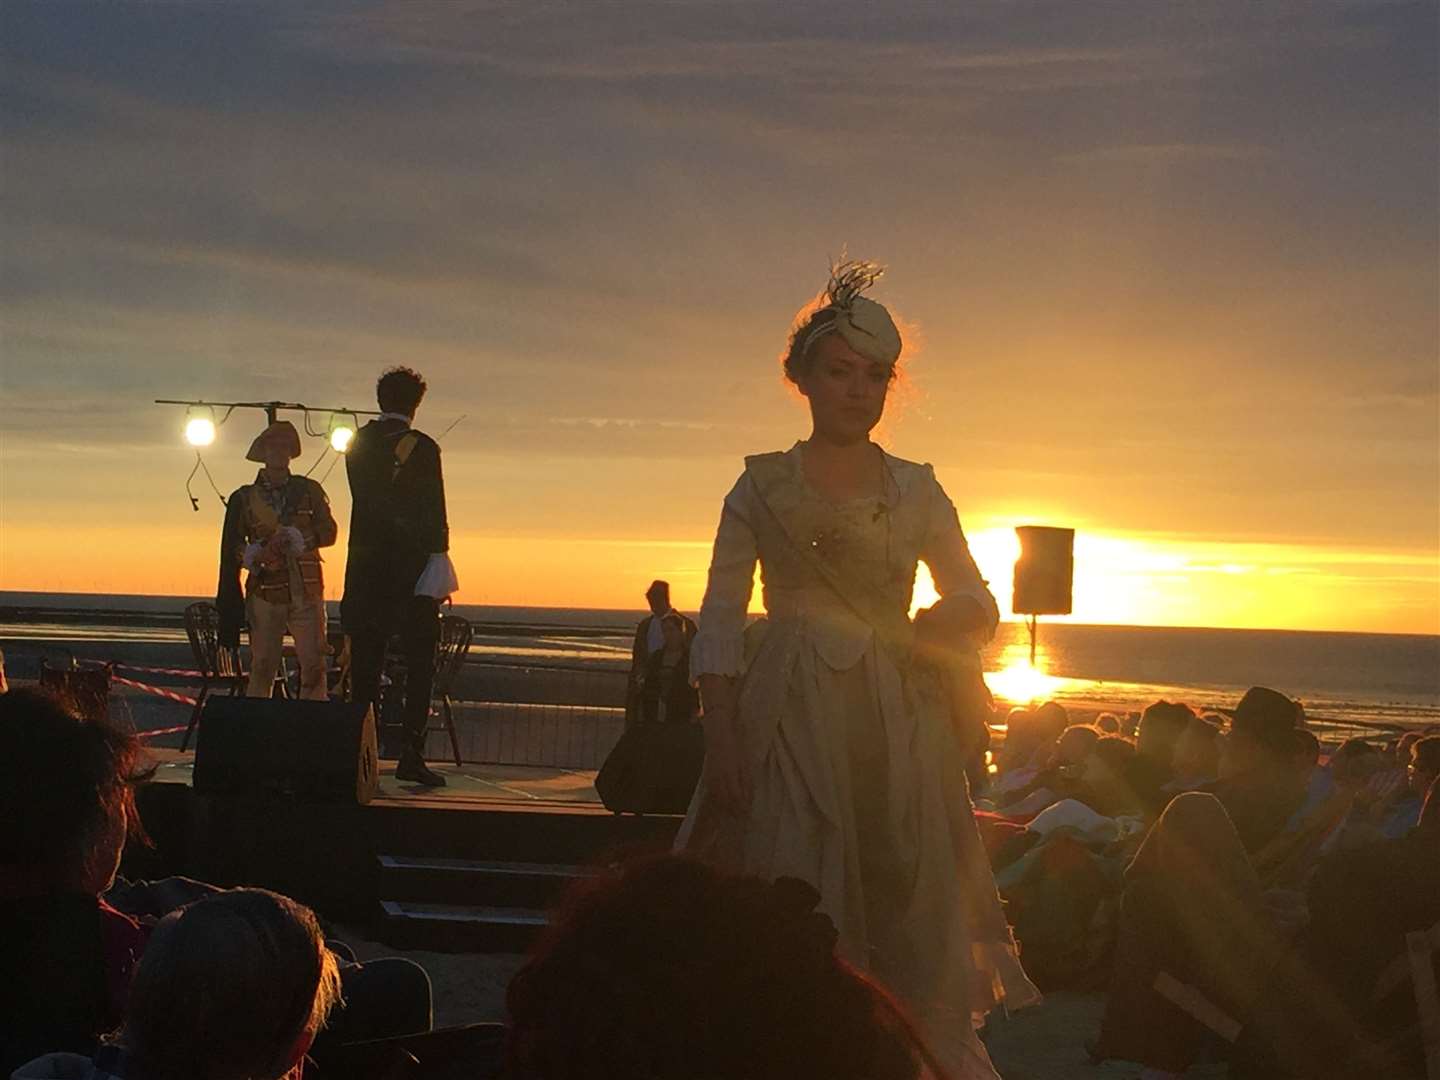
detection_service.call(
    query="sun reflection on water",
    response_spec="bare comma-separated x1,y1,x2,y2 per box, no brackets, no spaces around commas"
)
984,636,1086,706
985,660,1069,705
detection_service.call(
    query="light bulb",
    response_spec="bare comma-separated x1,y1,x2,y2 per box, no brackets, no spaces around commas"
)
330,424,355,453
185,416,216,447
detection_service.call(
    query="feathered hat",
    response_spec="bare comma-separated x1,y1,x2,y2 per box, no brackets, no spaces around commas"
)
798,260,902,367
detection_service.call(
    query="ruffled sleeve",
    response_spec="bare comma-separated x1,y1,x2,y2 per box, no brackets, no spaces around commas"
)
919,465,1000,645
689,472,759,680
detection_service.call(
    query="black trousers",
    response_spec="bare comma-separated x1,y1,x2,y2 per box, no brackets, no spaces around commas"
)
349,595,440,758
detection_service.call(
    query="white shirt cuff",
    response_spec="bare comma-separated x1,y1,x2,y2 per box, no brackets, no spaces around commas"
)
415,552,459,599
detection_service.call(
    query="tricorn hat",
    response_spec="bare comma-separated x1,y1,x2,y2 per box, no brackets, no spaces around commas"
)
245,420,303,463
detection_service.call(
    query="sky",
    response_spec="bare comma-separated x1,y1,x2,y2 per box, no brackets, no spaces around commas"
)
1,1,1436,633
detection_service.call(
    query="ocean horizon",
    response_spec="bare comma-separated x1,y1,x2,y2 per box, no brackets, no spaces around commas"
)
3,590,1437,729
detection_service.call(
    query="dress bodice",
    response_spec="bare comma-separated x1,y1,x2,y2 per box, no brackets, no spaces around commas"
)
691,443,998,676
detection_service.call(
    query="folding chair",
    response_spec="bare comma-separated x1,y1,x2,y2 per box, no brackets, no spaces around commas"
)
181,601,285,751
427,614,473,767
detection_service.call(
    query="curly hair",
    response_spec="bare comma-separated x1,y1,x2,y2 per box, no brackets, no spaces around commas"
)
505,855,943,1080
376,366,428,416
0,687,153,876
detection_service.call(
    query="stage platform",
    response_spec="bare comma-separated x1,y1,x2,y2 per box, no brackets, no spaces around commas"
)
129,750,681,951
145,747,609,811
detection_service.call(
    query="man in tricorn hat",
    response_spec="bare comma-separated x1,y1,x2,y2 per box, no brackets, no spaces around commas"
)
217,420,338,700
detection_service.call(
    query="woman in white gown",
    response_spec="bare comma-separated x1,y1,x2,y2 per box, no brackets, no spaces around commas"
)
678,263,1039,1079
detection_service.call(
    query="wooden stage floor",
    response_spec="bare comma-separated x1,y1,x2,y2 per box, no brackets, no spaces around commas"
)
145,746,607,812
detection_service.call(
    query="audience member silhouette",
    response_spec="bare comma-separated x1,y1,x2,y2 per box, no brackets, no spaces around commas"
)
1202,686,1308,853
0,689,154,1070
506,856,946,1080
14,888,343,1080
1167,713,1222,791
1124,701,1193,814
1231,774,1440,1079
0,688,431,1074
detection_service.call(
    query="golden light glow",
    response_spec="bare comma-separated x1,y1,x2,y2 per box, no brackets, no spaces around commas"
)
1,513,1436,634
329,424,355,453
908,563,939,617
184,417,216,447
985,660,1068,705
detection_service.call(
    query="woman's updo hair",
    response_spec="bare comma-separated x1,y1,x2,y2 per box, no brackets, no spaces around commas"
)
780,261,903,386
782,303,844,385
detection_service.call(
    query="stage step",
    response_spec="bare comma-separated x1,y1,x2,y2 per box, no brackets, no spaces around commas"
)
376,855,597,951
381,899,549,952
377,854,593,909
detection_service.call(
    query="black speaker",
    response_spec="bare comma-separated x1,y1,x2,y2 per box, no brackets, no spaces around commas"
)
193,697,379,805
1012,526,1075,616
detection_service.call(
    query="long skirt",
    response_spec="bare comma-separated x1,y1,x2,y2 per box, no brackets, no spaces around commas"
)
679,642,1039,1079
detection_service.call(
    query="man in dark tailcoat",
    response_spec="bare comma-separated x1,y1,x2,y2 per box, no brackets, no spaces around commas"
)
342,367,456,787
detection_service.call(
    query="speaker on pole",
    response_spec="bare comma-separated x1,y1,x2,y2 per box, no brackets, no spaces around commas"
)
1012,526,1075,617
193,697,379,805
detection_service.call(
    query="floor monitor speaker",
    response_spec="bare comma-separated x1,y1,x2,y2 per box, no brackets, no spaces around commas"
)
193,697,379,804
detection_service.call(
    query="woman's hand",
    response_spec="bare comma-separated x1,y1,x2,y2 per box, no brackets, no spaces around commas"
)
698,673,748,815
700,711,751,816
915,596,989,649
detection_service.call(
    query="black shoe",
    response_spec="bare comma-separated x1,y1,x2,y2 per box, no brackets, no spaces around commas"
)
395,753,447,787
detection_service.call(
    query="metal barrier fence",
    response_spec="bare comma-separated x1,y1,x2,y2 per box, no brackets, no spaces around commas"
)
422,660,629,770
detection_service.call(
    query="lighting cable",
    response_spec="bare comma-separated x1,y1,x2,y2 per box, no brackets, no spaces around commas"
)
185,451,229,512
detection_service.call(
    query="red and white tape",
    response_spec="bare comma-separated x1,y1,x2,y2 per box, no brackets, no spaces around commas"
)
136,723,191,740
117,663,204,678
111,674,199,708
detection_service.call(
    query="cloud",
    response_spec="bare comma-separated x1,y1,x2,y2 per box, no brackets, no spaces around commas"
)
1060,143,1272,164
1,0,1435,626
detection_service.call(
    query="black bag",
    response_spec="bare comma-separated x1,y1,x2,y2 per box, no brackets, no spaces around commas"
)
595,722,705,815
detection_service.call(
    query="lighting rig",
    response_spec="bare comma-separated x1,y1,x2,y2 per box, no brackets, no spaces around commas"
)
155,399,378,510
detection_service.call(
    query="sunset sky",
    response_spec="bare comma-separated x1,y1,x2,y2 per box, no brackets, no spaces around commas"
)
2,1,1436,633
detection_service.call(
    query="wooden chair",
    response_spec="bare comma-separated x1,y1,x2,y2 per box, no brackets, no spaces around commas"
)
181,601,286,751
427,614,473,767
182,602,243,751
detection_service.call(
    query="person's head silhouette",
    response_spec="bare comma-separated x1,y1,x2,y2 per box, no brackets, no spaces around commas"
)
645,580,671,616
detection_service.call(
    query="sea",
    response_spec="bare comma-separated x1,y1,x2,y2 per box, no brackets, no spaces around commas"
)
2,591,1437,732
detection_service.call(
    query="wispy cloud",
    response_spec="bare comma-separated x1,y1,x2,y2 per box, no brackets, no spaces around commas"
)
1,0,1435,626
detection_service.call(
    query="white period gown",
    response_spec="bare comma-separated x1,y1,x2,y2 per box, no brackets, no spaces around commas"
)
678,443,1040,1079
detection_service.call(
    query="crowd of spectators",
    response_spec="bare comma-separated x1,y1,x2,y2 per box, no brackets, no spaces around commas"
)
3,677,1436,1079
0,688,433,1080
975,687,1439,1079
